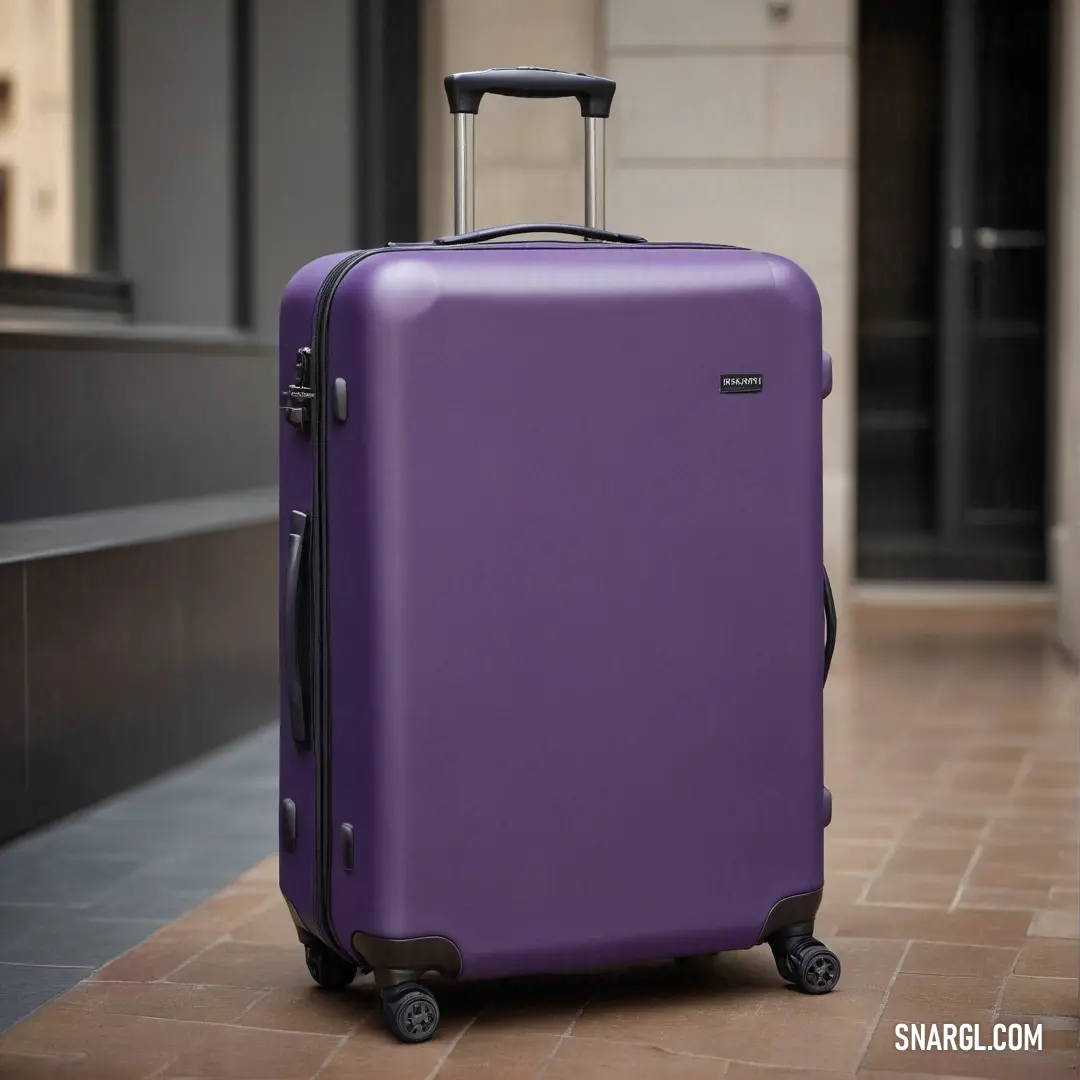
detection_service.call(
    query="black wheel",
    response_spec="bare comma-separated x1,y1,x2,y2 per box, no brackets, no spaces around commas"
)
304,942,358,991
792,944,841,995
382,984,440,1044
773,952,795,985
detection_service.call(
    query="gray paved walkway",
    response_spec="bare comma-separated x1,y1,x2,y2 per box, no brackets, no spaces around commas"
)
0,724,277,1033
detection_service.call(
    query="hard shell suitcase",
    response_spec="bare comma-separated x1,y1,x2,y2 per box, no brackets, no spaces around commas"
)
279,67,840,1044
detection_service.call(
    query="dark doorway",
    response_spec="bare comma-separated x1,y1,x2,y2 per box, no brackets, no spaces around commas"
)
856,0,1051,581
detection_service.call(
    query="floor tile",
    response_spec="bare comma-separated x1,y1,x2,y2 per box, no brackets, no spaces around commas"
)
59,978,263,1024
826,840,894,874
0,908,169,968
957,885,1052,911
884,846,979,877
996,1011,1080,1051
228,897,301,947
1028,909,1080,940
826,904,1034,947
156,1022,341,1079
1013,938,1080,979
900,942,1018,980
1000,974,1079,1018
165,940,305,990
0,1049,154,1079
439,1027,561,1072
0,853,144,907
546,1037,732,1077
90,928,220,983
881,973,1004,1019
315,1032,454,1080
229,984,371,1036
0,963,95,1034
864,873,963,907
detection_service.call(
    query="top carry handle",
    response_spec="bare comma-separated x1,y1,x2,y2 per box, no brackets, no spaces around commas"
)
443,67,615,235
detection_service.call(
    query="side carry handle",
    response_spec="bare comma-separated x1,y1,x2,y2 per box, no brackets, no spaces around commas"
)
823,567,837,686
285,510,310,744
443,67,615,236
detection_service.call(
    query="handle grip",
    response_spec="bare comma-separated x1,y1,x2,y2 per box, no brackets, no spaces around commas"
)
434,222,646,246
443,67,615,118
285,510,310,744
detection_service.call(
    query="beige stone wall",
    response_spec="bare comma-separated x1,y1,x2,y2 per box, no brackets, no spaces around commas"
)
420,0,856,588
0,0,75,271
601,0,855,590
1052,0,1080,658
419,0,603,238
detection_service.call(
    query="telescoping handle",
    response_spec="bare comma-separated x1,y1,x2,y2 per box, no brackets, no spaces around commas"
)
443,67,616,236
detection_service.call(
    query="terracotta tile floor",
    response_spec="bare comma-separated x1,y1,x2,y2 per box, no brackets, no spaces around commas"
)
0,618,1077,1078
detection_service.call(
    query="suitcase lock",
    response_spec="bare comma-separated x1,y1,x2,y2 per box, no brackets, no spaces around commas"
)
282,347,315,430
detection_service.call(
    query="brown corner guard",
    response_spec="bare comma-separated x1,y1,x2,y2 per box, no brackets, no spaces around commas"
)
352,930,464,979
757,887,824,943
283,897,317,946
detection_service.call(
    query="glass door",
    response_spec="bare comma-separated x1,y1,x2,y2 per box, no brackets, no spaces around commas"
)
856,0,1050,581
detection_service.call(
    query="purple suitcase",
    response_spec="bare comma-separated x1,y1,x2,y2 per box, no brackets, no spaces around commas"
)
278,68,840,1044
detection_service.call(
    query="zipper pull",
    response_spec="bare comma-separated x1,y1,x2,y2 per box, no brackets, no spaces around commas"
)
282,346,315,430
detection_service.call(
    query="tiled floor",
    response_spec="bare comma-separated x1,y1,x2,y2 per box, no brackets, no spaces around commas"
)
0,617,1076,1078
0,726,278,1032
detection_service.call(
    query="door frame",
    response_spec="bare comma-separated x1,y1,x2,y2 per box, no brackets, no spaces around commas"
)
855,0,1052,582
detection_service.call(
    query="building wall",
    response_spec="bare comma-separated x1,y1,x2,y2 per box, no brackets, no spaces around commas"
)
421,0,856,590
0,0,75,271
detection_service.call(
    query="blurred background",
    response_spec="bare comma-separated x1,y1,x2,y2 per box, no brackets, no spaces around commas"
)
0,0,1076,845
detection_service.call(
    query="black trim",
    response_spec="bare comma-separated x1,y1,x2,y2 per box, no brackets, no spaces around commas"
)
232,0,253,330
91,0,118,273
0,269,132,316
351,930,463,979
355,0,420,247
757,888,823,943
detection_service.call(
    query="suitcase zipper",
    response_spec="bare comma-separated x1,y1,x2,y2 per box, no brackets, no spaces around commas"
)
308,248,382,958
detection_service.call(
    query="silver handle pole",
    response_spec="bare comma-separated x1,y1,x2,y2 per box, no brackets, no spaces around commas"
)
453,113,475,235
584,117,605,230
